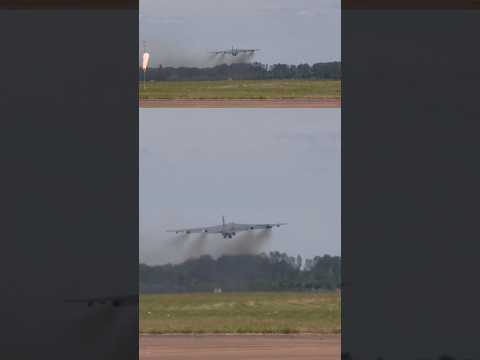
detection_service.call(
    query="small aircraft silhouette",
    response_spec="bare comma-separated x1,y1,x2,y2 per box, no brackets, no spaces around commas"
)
210,47,260,57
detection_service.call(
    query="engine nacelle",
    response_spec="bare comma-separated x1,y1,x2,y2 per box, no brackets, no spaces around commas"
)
203,229,208,233
250,226,254,230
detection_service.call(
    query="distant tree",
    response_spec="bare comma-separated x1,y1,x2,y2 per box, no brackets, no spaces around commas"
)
140,252,340,293
295,64,312,79
269,64,292,79
140,61,340,81
296,255,302,270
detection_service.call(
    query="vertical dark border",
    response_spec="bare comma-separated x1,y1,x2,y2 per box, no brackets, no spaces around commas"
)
343,0,480,10
0,1,136,9
342,4,480,360
0,2,138,359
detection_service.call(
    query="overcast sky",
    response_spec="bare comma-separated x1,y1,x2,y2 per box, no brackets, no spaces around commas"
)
140,108,340,265
139,0,340,67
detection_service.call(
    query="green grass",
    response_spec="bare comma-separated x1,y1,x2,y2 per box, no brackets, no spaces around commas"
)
139,79,341,100
140,291,340,334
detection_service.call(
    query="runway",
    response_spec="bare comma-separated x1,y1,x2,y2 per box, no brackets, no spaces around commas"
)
140,334,340,360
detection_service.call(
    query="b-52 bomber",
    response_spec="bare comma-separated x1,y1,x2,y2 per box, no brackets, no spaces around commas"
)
167,216,286,239
210,47,260,57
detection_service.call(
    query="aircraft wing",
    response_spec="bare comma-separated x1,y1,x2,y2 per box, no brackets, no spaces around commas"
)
239,49,260,52
166,225,224,234
65,295,138,307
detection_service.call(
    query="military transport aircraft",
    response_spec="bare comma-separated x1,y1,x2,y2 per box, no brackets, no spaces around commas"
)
167,216,287,239
210,47,260,57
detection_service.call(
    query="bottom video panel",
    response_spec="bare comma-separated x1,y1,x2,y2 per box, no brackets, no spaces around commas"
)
139,108,341,359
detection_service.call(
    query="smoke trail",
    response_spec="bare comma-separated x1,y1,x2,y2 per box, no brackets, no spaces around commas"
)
207,53,218,67
186,233,209,258
233,52,249,64
140,233,190,265
221,229,272,255
173,229,274,261
251,229,273,252
165,234,189,251
211,52,253,66
140,41,214,68
217,53,226,65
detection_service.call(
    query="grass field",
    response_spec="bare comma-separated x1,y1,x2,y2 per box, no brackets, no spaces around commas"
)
139,79,340,100
140,292,340,334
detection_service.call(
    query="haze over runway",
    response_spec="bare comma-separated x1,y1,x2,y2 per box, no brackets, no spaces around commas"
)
140,0,340,67
140,108,340,265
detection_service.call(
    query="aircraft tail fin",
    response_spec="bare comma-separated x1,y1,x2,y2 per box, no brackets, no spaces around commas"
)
222,216,225,227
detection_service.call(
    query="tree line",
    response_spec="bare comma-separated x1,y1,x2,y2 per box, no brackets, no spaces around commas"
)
140,252,341,293
140,61,341,81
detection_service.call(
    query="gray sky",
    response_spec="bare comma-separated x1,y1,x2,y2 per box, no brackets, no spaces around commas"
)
140,108,341,265
140,0,340,67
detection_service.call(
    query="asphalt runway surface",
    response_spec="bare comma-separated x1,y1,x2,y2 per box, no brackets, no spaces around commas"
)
140,334,340,360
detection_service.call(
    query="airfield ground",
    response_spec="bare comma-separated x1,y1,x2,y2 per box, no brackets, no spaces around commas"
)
140,334,340,360
139,79,341,107
139,98,340,108
140,292,340,334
